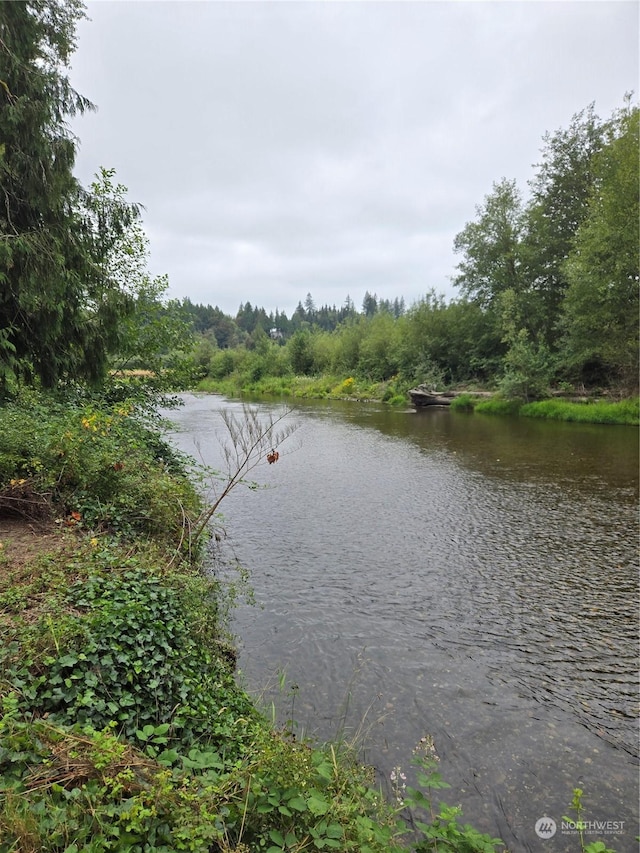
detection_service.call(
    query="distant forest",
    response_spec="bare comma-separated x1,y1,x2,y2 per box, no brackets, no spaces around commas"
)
181,291,405,346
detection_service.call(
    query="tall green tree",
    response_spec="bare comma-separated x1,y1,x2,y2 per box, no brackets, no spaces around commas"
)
560,101,639,387
453,178,525,309
0,1,133,390
362,291,378,317
303,292,316,320
87,169,194,377
287,329,314,375
522,103,606,344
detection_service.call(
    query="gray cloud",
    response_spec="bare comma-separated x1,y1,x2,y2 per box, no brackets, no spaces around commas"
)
69,1,638,316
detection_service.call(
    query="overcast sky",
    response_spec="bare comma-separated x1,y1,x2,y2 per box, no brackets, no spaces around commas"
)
68,1,638,318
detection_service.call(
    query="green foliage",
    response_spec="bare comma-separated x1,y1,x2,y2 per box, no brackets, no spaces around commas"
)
562,788,617,853
560,103,639,388
208,347,247,380
449,97,636,385
86,167,198,386
0,690,512,853
449,394,476,412
0,389,201,544
0,703,228,852
396,737,504,853
523,102,606,343
0,2,136,390
453,179,525,309
473,398,522,417
357,312,401,381
498,329,553,402
288,330,315,375
469,396,638,425
520,398,639,425
2,560,257,754
0,702,405,853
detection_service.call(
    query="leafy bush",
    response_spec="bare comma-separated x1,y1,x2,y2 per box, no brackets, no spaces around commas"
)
0,391,201,545
2,559,257,758
0,701,406,853
449,393,477,412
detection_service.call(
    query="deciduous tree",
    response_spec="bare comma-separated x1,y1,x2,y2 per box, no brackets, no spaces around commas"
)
560,101,639,387
522,103,606,344
453,179,525,309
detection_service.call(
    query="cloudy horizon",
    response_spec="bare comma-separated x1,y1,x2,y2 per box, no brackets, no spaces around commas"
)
68,1,638,318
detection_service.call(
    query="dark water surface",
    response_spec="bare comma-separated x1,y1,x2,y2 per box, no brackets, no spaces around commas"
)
167,394,639,853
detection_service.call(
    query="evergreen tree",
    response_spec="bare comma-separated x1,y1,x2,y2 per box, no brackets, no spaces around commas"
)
343,295,356,317
303,292,316,321
392,297,405,318
0,1,133,389
235,302,257,333
362,291,378,317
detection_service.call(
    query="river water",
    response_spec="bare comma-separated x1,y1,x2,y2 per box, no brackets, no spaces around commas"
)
166,393,639,853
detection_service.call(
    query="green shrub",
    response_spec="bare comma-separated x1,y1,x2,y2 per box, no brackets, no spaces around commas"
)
1,554,257,755
0,392,201,545
449,393,477,412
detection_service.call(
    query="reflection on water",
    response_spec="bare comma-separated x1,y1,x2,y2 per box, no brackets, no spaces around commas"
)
167,395,639,853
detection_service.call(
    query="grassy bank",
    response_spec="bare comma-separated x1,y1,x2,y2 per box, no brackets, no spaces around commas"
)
199,373,639,426
0,388,504,852
451,394,640,425
197,374,410,406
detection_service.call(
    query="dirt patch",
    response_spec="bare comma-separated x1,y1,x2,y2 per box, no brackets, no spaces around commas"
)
0,515,68,571
0,515,83,629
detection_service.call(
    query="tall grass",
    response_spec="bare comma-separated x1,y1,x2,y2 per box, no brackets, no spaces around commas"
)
449,393,477,412
463,396,638,425
473,398,522,417
520,398,639,425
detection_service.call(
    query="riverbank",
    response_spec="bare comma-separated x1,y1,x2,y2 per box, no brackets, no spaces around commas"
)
0,389,505,852
451,394,639,425
197,374,639,426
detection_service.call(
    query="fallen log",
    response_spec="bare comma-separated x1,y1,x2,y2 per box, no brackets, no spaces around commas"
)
408,387,493,408
408,389,454,407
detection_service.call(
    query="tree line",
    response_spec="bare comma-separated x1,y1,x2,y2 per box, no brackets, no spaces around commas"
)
1,1,637,401
189,97,638,398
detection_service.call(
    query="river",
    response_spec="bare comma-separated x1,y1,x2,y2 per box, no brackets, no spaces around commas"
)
166,393,639,853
